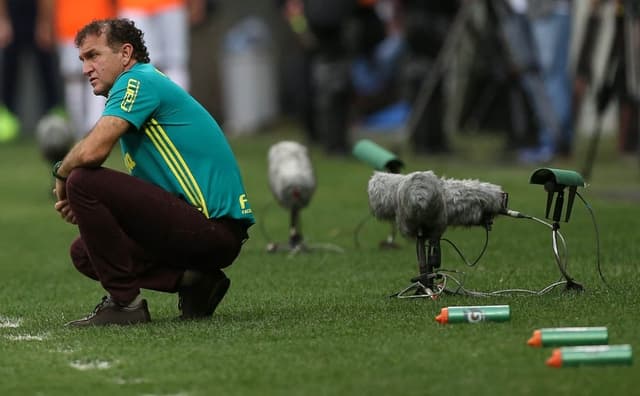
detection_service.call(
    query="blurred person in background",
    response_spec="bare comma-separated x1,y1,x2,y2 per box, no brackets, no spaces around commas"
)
490,0,561,164
116,0,207,91
519,0,574,161
0,0,62,143
279,0,317,144
52,0,115,140
575,0,639,155
454,0,538,157
292,0,357,155
349,0,408,129
399,0,460,155
409,0,570,162
281,0,401,155
528,0,574,157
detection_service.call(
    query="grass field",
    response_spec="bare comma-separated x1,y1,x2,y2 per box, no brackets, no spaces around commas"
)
0,126,638,395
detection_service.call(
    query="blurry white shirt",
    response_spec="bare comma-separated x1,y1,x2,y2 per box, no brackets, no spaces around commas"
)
508,0,528,14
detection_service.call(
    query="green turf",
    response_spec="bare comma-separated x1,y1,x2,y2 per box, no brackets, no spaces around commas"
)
0,127,638,395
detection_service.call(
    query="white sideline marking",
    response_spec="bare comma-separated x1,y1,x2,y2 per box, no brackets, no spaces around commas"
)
113,377,146,385
69,360,113,371
141,393,190,396
5,334,47,341
0,316,22,328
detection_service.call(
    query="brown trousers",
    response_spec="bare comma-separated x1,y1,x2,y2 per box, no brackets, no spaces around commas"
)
66,167,248,304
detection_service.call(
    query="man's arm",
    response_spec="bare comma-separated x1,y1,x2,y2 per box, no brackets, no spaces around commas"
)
56,116,130,178
53,116,131,223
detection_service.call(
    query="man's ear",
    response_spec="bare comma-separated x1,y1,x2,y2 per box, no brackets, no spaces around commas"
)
121,43,134,66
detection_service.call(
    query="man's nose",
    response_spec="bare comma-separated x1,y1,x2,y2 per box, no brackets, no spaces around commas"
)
82,61,92,75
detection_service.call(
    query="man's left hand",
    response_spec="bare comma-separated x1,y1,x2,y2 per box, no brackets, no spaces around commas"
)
53,178,76,224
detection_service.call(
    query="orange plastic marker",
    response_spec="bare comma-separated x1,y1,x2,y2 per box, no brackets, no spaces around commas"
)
527,327,608,347
546,345,632,367
435,305,510,324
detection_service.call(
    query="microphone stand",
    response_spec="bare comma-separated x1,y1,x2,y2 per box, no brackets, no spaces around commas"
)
547,187,584,291
391,229,443,299
266,206,344,256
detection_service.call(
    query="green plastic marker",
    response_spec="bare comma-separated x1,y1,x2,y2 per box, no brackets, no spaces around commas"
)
435,305,510,324
351,139,403,173
528,327,608,347
546,344,633,367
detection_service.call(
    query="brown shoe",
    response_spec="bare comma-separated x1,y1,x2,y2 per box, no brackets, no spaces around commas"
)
178,270,230,319
66,296,151,327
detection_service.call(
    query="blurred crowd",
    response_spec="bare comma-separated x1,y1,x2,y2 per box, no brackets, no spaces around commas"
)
277,0,639,164
0,0,638,165
0,0,206,147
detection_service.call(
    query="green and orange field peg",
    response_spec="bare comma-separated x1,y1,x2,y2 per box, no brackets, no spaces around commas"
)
435,305,510,324
546,344,633,367
527,327,608,347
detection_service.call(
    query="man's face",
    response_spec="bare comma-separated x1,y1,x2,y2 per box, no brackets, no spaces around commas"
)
78,32,128,97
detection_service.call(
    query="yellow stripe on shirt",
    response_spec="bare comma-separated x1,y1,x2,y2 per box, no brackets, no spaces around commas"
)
144,127,199,209
149,119,209,215
143,119,209,217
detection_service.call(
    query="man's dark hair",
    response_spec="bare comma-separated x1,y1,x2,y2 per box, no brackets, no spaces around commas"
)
75,18,151,63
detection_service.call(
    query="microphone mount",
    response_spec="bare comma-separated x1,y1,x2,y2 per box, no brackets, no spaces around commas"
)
392,220,494,299
530,168,587,291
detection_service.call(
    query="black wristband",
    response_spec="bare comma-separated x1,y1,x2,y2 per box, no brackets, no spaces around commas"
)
52,161,67,181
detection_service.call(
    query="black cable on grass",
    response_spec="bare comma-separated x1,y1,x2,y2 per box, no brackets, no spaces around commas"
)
404,267,568,298
577,191,607,287
431,214,570,297
353,213,372,249
441,226,490,268
437,269,568,297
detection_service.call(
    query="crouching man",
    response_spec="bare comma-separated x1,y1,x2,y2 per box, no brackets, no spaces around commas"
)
53,18,254,326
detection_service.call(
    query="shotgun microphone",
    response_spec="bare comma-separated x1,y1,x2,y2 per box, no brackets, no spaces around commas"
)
267,141,316,210
367,171,513,237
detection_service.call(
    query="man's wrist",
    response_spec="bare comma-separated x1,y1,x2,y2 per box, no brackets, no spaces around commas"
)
52,161,67,181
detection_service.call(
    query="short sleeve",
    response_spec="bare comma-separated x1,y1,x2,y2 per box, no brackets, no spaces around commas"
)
103,74,160,129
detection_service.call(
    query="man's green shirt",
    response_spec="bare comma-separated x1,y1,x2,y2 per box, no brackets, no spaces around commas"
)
102,63,254,226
